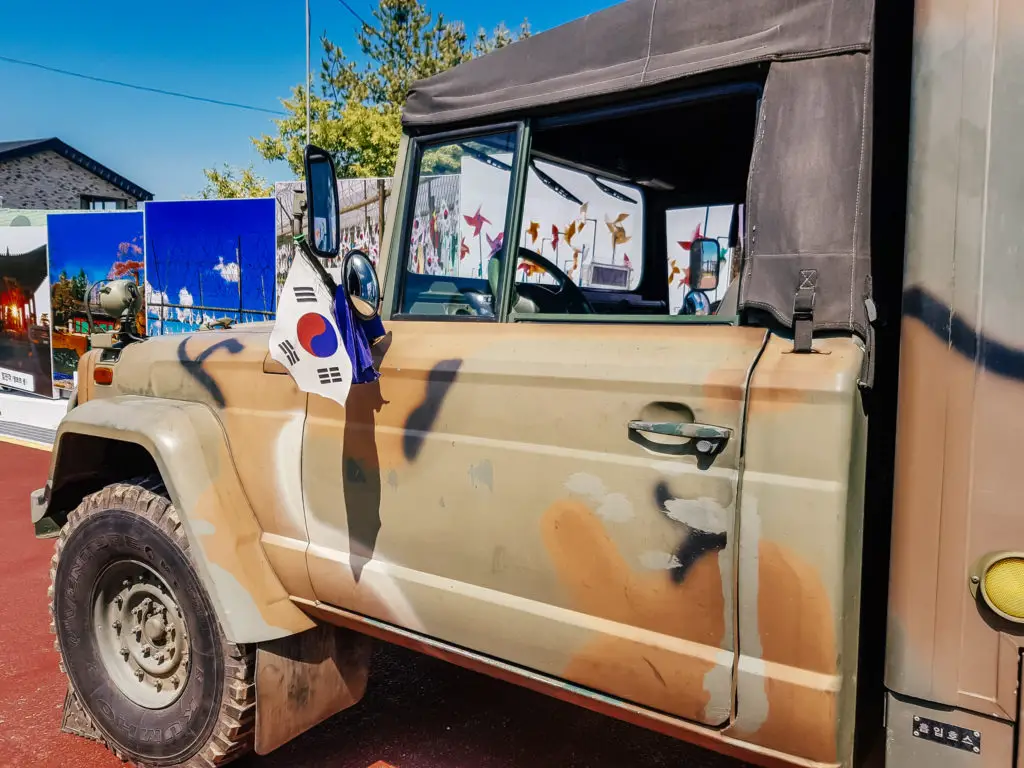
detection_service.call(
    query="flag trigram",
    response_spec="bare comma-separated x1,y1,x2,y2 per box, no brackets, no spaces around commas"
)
278,340,300,366
293,286,317,303
317,366,345,384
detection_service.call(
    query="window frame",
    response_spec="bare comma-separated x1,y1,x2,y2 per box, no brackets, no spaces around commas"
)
81,195,127,210
656,203,744,321
504,82,761,326
384,79,762,327
386,121,527,322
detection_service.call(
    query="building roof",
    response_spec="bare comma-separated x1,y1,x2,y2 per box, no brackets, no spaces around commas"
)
402,0,873,129
0,138,153,201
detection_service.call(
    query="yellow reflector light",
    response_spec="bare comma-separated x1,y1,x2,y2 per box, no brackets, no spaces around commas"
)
983,557,1024,620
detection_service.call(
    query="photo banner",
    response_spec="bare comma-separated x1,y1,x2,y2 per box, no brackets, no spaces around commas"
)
145,198,276,335
47,211,145,393
0,212,54,397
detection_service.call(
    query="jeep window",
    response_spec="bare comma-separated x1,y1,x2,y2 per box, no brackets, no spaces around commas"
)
665,204,742,316
519,161,644,292
507,87,759,320
397,130,518,318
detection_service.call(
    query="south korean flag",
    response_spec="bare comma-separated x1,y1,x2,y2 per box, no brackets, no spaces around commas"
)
270,252,353,405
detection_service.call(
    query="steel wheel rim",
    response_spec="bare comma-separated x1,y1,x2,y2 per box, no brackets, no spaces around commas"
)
90,558,191,709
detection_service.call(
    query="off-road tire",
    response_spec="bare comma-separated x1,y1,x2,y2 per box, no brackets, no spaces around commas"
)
49,479,255,767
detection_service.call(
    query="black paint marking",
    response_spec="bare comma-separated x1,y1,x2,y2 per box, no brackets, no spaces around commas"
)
176,338,245,408
344,457,366,484
654,482,673,511
403,359,462,461
904,285,1024,382
654,481,729,585
643,657,667,688
293,286,317,303
278,340,299,366
671,529,728,585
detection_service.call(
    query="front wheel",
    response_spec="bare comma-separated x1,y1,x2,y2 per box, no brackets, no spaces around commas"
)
49,480,255,767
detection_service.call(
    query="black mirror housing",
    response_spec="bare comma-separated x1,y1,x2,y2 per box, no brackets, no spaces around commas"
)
303,144,341,259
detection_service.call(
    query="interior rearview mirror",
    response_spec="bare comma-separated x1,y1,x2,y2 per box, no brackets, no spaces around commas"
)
342,249,381,320
303,144,340,259
689,237,722,292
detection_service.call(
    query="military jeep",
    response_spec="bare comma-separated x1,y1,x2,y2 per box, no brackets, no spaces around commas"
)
36,0,1024,766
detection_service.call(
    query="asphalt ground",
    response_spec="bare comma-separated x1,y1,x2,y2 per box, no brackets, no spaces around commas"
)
0,439,747,768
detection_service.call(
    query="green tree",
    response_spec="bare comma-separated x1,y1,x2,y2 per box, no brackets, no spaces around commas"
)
51,278,78,328
197,164,274,199
73,269,89,301
472,20,530,56
249,0,529,179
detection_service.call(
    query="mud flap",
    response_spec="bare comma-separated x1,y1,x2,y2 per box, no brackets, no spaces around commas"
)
60,685,102,743
255,623,374,755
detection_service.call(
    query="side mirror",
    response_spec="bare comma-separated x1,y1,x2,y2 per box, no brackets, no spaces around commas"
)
342,250,381,320
303,144,340,258
689,237,722,292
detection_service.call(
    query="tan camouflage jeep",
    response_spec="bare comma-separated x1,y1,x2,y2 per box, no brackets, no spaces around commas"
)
30,0,1024,766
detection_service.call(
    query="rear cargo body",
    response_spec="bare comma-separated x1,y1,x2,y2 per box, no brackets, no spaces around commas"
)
885,0,1024,764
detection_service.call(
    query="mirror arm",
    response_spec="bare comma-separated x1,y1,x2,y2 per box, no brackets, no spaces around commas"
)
294,235,338,294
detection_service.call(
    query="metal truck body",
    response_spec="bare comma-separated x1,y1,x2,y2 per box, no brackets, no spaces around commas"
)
883,0,1024,764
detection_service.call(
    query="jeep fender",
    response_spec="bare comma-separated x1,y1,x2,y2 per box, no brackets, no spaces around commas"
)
42,395,314,644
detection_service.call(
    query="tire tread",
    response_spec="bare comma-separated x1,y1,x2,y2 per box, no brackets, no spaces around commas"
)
48,477,255,768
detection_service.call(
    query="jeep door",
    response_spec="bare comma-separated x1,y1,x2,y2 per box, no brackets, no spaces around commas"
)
300,124,768,726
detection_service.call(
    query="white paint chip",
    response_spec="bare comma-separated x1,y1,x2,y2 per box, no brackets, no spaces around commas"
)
663,497,729,534
565,472,607,498
639,551,682,570
190,518,216,536
596,492,634,522
565,472,634,522
702,663,733,724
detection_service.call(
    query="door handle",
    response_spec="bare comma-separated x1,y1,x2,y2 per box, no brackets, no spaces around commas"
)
628,420,732,454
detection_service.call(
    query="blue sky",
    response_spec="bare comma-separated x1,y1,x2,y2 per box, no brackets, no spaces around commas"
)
0,0,616,201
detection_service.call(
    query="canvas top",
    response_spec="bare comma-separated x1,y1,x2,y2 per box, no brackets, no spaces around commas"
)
403,0,874,128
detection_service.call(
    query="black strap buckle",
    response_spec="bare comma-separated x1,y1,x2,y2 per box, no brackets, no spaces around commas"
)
792,269,817,353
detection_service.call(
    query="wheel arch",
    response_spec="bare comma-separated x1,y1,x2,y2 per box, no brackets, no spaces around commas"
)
40,395,314,645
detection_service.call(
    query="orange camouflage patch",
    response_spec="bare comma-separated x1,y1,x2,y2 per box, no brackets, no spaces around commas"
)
754,539,837,762
728,539,839,763
541,499,728,723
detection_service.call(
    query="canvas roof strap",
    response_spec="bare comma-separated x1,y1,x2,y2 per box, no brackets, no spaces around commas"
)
792,269,817,353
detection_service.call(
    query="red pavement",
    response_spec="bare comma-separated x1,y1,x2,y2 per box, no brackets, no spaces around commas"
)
0,441,119,768
0,439,745,768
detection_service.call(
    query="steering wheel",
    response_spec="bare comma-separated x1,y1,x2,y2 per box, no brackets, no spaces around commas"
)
490,247,594,315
